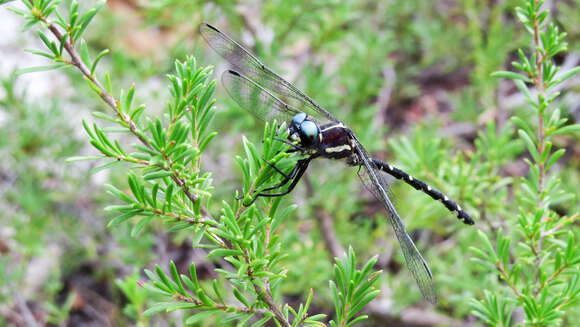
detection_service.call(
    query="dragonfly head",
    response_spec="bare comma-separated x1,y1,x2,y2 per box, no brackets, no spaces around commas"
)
288,112,320,148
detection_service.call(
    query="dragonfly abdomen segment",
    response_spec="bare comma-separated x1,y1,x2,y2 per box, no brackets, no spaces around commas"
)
371,159,474,225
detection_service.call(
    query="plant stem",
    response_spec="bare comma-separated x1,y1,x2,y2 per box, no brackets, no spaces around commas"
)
150,208,217,226
532,0,547,287
497,261,522,298
243,249,291,327
173,294,256,314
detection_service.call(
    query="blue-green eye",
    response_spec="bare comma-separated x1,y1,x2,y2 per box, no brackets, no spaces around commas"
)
300,120,319,146
292,113,307,126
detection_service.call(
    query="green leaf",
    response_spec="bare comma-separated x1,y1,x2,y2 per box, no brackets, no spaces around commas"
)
185,311,215,325
143,302,174,316
212,279,226,305
37,31,57,54
553,124,580,135
189,262,199,290
167,221,193,232
125,83,136,114
518,129,539,162
66,155,105,162
155,265,176,291
131,215,153,236
191,226,206,248
491,71,532,82
107,209,142,228
91,111,118,123
130,104,147,121
557,66,580,83
15,63,69,75
545,149,565,171
169,261,187,296
514,79,534,105
329,280,341,319
207,249,241,258
23,48,54,59
233,287,250,308
180,275,196,294
90,49,110,76
196,289,214,305
251,315,271,327
199,132,218,152
345,314,369,327
477,230,499,262
143,170,174,180
104,184,134,203
75,0,106,41
105,72,113,95
89,160,122,174
79,39,91,67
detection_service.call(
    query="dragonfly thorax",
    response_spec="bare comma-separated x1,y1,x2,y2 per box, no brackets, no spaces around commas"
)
288,112,320,148
288,113,358,162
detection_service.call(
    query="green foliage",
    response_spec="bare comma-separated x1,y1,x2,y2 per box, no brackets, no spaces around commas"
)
116,273,150,326
470,1,580,326
557,0,580,53
471,290,515,327
329,248,381,327
5,1,381,326
81,57,218,236
0,70,87,321
4,0,580,326
44,291,76,325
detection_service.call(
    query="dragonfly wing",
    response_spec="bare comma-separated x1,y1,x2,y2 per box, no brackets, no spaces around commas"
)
222,70,301,123
200,23,337,124
351,135,436,304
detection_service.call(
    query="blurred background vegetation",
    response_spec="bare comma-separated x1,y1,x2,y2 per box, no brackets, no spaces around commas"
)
1,0,579,326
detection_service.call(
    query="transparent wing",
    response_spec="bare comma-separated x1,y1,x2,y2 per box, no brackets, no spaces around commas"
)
199,23,337,124
356,163,397,204
222,70,301,123
350,133,436,304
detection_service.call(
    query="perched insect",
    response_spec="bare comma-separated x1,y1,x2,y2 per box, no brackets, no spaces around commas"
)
199,23,474,303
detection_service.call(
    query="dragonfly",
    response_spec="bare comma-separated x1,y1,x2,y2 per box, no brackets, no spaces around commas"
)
199,23,474,303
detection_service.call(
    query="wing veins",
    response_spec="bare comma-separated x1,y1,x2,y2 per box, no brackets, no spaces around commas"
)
221,70,301,123
199,23,337,123
351,136,436,304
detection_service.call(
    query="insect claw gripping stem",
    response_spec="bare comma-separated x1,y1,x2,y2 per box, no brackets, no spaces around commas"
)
235,191,246,201
242,193,259,206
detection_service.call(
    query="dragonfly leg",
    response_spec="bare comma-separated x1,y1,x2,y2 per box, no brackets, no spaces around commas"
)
235,191,245,201
254,158,312,198
273,136,305,153
260,159,302,191
235,153,291,202
241,158,309,206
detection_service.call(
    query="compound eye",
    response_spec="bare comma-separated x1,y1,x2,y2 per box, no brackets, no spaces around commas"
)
292,112,307,126
300,120,319,146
